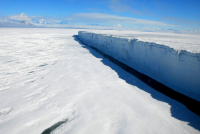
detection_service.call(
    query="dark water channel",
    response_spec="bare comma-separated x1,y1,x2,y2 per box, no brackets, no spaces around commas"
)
41,119,68,134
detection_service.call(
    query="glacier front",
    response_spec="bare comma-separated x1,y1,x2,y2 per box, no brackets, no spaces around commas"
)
78,31,200,102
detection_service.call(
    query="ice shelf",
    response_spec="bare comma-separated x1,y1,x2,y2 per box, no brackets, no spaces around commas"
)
78,31,200,102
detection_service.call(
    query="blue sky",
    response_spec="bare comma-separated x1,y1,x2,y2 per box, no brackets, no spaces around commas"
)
0,0,199,30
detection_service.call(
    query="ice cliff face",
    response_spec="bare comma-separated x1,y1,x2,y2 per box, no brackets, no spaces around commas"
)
78,31,200,102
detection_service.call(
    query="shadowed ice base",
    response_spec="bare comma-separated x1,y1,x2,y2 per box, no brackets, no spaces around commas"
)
73,35,200,131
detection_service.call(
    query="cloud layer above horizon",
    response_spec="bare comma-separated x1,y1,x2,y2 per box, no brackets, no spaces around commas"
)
0,0,199,31
0,13,177,29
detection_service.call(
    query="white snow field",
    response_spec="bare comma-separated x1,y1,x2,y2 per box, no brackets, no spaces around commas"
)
0,28,200,134
78,30,200,102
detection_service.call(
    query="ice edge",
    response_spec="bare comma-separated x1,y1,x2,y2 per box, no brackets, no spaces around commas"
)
78,31,200,102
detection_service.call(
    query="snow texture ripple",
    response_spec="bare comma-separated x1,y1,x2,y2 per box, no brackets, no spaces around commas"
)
0,28,200,134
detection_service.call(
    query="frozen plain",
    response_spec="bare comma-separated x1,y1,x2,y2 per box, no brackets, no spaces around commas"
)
0,28,200,134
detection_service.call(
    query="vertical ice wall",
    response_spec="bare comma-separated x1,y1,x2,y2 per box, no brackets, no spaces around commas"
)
78,31,200,102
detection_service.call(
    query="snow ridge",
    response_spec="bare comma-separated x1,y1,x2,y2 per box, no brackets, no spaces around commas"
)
78,31,200,102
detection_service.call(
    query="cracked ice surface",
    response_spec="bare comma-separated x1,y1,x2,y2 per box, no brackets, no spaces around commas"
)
0,28,199,134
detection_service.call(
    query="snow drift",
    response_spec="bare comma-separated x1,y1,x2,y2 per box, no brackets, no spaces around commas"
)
78,31,200,102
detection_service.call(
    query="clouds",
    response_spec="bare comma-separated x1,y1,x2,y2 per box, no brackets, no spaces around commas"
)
163,17,200,27
0,12,199,34
109,0,144,15
8,13,31,21
0,13,34,27
66,13,176,27
0,12,178,29
0,0,199,31
109,0,130,13
0,13,64,27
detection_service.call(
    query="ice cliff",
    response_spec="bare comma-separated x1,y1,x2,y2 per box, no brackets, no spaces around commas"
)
78,31,200,102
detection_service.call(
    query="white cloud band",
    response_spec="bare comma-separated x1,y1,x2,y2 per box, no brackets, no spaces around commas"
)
67,13,176,27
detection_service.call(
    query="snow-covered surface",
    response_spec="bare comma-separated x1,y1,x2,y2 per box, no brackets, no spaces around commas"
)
80,30,200,53
78,31,200,102
0,28,200,134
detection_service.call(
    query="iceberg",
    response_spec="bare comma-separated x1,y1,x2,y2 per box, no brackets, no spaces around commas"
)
78,31,200,102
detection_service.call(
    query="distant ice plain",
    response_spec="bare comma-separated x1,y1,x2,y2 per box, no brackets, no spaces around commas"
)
0,28,200,134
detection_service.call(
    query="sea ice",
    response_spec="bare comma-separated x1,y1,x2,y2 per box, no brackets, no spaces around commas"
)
0,28,199,134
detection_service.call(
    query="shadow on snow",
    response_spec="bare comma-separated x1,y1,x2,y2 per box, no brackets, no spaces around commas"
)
73,35,200,131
